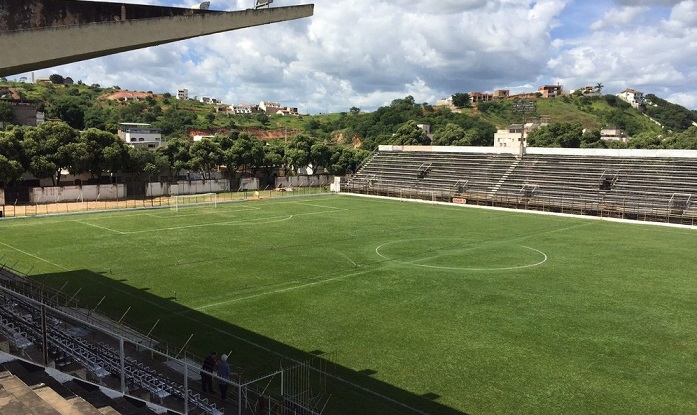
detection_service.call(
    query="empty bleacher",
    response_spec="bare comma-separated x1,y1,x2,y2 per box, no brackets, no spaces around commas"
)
344,146,697,225
0,358,154,414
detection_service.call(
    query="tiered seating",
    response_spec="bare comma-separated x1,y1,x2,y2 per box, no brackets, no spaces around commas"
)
0,291,223,415
0,360,145,414
346,149,697,223
347,151,518,199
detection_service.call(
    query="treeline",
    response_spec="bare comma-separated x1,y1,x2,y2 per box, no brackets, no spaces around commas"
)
0,122,369,186
304,96,497,150
527,122,697,149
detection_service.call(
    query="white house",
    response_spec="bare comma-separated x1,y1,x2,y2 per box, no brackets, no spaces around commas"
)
617,88,645,108
118,123,165,151
600,127,628,143
232,103,256,114
259,101,281,114
493,122,546,148
176,88,189,100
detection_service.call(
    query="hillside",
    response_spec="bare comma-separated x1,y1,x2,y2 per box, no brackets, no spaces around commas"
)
1,79,696,150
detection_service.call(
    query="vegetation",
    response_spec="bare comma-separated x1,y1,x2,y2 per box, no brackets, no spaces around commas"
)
1,77,697,186
0,196,695,415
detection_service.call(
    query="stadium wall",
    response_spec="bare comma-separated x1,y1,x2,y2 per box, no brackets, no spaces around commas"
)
30,184,125,203
147,180,231,197
377,145,697,158
275,174,332,188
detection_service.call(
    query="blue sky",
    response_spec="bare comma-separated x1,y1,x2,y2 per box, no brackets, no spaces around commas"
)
16,0,697,112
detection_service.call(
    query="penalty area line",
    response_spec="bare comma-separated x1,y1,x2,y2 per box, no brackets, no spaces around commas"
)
0,241,68,271
193,268,371,311
73,220,126,234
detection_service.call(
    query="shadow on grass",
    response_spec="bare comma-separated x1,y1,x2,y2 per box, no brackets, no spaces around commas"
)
30,269,470,415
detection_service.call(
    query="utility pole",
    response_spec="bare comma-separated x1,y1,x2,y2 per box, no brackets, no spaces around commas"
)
512,98,535,158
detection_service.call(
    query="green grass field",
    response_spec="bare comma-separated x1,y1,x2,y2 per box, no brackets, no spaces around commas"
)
0,194,696,415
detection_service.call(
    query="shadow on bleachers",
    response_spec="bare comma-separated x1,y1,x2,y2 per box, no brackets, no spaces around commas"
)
0,265,470,415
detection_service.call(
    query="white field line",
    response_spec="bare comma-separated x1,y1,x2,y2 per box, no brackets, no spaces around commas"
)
0,241,68,270
72,220,126,234
374,239,547,271
125,207,348,234
194,268,371,311
374,221,593,271
334,249,359,267
72,207,349,235
292,201,345,210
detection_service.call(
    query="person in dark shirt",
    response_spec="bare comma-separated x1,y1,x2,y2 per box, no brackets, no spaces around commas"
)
200,351,217,393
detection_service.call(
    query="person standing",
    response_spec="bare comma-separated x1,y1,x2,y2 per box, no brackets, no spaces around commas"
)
215,354,231,401
200,351,217,393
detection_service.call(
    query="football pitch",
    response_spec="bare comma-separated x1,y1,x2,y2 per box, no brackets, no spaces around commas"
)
0,194,695,415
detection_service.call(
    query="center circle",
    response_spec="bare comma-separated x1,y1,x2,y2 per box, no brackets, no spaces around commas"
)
375,238,547,271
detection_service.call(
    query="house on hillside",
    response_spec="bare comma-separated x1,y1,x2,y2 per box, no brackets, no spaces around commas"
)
494,90,510,98
435,97,453,107
117,123,165,151
275,107,299,116
259,101,281,114
600,127,628,143
232,103,259,114
617,88,645,108
0,98,44,127
494,121,547,148
176,88,189,100
469,92,493,103
538,84,563,98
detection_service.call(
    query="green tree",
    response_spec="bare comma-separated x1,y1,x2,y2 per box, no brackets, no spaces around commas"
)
256,113,269,125
451,93,471,109
49,74,65,84
224,132,265,177
310,141,332,173
527,122,583,148
261,140,287,178
432,123,467,146
0,126,26,183
327,146,369,175
285,134,316,173
78,128,129,179
83,106,110,130
48,96,89,129
189,138,223,179
580,129,606,148
390,121,430,145
159,138,191,181
0,101,14,124
627,131,664,149
22,122,80,185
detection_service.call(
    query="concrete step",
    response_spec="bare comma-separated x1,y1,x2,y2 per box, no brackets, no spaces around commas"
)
0,374,60,415
34,384,107,415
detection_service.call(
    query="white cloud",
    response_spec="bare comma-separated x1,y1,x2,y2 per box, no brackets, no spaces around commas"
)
12,0,697,111
589,6,649,30
667,92,697,109
548,1,697,107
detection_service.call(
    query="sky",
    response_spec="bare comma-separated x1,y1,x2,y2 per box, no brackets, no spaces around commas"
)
14,0,697,113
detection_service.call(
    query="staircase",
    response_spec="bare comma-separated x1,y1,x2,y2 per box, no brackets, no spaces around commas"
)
491,157,521,194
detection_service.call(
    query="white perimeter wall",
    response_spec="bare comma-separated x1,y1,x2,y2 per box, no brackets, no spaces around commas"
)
30,184,126,203
378,145,697,158
275,175,332,188
239,178,259,191
147,180,231,197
